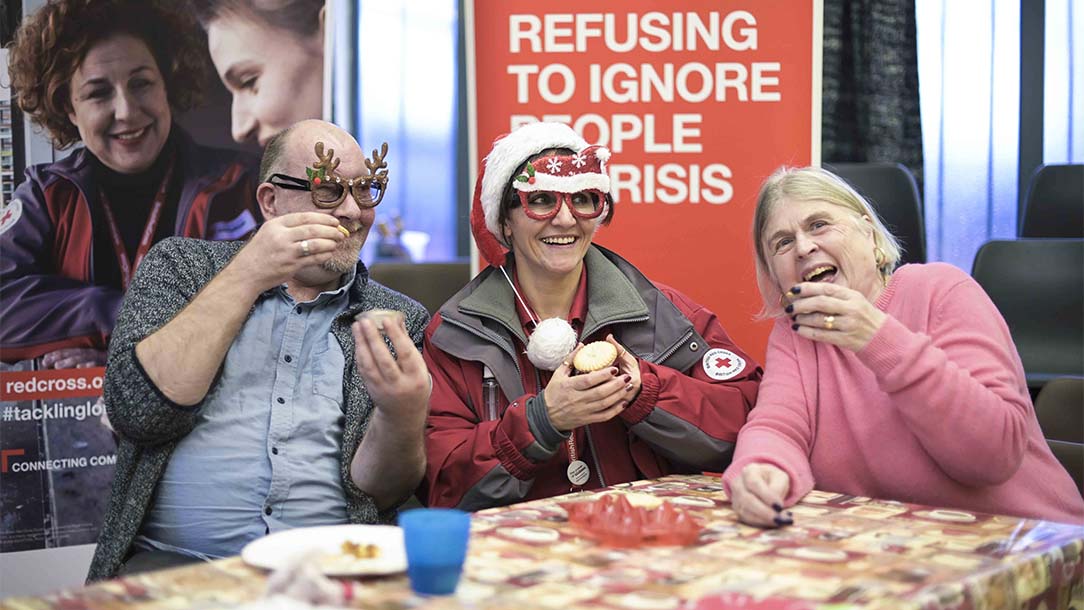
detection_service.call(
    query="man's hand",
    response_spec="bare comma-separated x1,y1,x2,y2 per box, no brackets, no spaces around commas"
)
349,315,430,509
41,347,107,369
133,213,345,407
728,463,792,528
231,212,346,292
543,345,634,431
351,317,430,421
785,281,888,352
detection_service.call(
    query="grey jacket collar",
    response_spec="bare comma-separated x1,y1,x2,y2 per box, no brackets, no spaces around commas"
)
433,245,703,402
454,245,650,344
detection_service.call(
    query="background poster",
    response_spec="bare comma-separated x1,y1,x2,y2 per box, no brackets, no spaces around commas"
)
466,1,821,361
1,0,327,596
0,367,112,552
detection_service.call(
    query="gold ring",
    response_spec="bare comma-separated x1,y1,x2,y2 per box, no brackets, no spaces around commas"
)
300,240,311,257
824,315,835,330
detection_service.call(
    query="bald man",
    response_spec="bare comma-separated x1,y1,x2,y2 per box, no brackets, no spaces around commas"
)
88,120,430,581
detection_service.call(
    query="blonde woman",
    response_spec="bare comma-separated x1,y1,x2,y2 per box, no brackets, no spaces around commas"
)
723,166,1083,526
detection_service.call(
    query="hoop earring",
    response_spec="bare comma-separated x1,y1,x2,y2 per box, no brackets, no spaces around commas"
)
874,247,889,286
779,293,790,308
874,247,886,268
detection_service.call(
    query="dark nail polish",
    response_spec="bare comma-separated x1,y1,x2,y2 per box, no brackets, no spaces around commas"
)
623,375,631,383
784,304,793,314
785,510,794,518
771,502,783,512
790,285,801,294
791,323,799,331
773,515,794,526
611,368,619,376
790,315,797,322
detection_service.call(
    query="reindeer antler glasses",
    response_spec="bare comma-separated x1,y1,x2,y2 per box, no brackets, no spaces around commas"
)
268,141,390,209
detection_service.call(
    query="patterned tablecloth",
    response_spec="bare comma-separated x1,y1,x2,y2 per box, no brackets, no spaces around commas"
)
4,475,1082,610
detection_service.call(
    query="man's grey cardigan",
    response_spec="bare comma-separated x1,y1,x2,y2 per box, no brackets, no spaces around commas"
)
87,237,429,582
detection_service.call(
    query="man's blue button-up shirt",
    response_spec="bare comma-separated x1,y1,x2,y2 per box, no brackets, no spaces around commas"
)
139,269,357,558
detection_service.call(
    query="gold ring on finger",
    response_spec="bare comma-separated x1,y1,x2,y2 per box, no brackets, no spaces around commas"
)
824,315,835,330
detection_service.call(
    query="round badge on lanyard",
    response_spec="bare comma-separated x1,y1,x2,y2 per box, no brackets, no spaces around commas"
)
567,460,590,486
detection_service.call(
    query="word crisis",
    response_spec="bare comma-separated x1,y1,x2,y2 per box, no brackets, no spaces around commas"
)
610,163,733,205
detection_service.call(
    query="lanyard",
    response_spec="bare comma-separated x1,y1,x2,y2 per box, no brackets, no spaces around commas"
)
566,430,590,489
98,159,175,290
519,360,591,490
508,305,591,489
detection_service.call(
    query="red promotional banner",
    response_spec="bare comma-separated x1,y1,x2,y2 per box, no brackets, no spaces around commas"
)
467,1,821,360
0,362,113,558
0,368,105,402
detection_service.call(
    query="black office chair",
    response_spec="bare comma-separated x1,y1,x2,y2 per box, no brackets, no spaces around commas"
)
827,162,927,265
1020,164,1084,238
971,239,1084,395
368,261,471,315
1033,377,1084,493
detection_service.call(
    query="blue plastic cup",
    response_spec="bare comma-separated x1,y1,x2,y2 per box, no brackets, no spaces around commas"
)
399,508,471,595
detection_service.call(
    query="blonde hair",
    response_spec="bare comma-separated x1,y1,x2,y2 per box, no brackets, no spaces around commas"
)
752,166,903,318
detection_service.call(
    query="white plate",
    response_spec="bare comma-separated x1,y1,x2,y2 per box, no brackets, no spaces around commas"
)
241,524,407,576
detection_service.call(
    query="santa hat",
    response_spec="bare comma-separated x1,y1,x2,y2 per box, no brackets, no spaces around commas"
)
471,122,611,268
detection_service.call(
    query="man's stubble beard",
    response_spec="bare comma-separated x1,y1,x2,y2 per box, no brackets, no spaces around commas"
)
322,233,366,274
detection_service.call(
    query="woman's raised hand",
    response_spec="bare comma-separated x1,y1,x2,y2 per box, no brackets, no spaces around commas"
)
543,345,633,432
605,334,642,401
785,281,887,352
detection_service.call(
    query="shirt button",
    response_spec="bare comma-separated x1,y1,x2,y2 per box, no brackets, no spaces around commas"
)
264,506,272,516
295,306,303,314
276,397,285,404
272,447,279,455
284,355,292,363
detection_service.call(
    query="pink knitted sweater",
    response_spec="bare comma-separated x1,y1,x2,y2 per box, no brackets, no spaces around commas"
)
724,263,1083,524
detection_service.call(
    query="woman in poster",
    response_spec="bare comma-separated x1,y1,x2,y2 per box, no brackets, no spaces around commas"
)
190,0,326,146
2,0,260,368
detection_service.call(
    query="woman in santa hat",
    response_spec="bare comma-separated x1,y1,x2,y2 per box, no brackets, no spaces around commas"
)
419,122,762,510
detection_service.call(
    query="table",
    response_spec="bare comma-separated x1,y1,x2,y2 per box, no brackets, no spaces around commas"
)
4,475,1082,610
